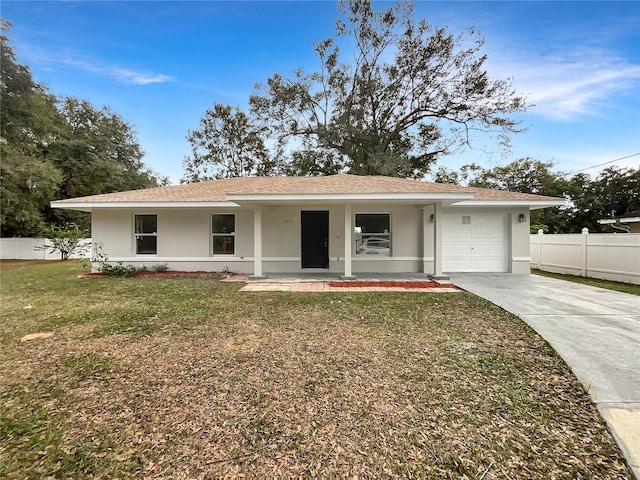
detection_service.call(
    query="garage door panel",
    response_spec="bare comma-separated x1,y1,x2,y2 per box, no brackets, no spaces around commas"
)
442,214,507,273
476,215,503,226
472,231,492,241
473,260,491,270
442,216,457,226
455,230,473,241
445,258,472,270
473,245,491,255
489,245,504,254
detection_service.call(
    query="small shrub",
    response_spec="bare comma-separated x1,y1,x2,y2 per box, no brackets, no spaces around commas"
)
101,263,136,278
152,263,169,272
92,245,136,277
35,223,90,260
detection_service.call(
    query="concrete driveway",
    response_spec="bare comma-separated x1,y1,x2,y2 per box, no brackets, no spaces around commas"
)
450,273,640,478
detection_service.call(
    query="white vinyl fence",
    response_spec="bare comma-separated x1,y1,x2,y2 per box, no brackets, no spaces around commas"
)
530,230,640,285
0,238,92,260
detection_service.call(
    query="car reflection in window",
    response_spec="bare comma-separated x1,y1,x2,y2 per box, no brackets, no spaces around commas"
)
357,237,390,255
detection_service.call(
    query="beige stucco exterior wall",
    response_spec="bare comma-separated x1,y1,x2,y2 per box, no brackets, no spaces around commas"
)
91,208,255,272
262,206,301,259
422,205,435,274
92,209,136,258
260,204,424,273
158,209,211,257
262,205,349,260
90,204,532,275
510,207,533,273
260,205,345,272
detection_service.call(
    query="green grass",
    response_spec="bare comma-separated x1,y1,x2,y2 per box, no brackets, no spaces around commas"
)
0,260,633,479
532,269,640,295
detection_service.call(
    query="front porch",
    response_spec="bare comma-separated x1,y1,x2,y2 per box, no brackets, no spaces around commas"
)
248,202,448,280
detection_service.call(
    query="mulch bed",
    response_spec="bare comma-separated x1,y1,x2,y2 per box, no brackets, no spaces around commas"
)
328,280,455,289
81,271,221,278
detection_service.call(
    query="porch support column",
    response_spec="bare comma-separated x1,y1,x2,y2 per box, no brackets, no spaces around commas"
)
249,204,268,280
341,203,356,280
422,206,434,275
429,202,450,280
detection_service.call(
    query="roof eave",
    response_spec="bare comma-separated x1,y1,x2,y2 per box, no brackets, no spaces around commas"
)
451,200,566,210
50,201,241,211
226,192,475,204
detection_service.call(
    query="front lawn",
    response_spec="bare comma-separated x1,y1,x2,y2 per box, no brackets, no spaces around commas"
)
0,260,632,478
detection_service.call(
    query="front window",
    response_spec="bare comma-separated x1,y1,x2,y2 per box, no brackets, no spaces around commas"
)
212,214,235,255
355,213,390,256
135,214,157,254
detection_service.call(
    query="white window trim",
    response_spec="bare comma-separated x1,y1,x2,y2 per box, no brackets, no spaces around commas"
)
134,213,158,256
354,211,392,257
211,213,236,256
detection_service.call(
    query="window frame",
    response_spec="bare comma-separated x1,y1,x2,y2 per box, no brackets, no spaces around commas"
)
354,212,392,257
134,214,158,255
211,213,236,256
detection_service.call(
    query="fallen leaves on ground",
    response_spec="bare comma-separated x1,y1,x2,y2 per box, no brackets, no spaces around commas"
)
0,262,632,479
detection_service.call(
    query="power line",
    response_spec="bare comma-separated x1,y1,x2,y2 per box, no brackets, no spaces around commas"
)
565,152,640,176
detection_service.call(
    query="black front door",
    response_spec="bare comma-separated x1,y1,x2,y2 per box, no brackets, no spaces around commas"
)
301,210,329,268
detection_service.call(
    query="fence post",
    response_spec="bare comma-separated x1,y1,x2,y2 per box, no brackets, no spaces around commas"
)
581,228,589,277
537,229,544,269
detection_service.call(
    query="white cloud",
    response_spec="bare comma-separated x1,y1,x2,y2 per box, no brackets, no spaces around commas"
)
61,56,172,85
489,49,640,121
20,43,172,86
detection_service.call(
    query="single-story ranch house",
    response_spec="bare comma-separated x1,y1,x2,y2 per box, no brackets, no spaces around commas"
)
51,174,564,278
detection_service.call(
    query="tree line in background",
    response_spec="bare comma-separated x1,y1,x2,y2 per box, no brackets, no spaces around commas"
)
181,0,638,235
434,159,639,234
3,0,637,240
182,0,528,182
0,20,166,237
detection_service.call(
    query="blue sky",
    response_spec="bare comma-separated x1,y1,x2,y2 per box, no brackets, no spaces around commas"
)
3,1,639,184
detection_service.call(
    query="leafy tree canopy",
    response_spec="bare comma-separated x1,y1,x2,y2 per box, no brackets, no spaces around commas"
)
182,103,273,182
434,159,639,233
1,19,64,236
185,0,528,181
1,20,165,236
567,166,639,232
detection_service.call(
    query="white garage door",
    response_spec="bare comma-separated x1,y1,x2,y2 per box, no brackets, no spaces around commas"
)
442,214,507,272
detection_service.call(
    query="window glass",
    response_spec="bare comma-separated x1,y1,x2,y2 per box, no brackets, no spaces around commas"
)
135,214,157,234
134,214,157,254
212,214,235,255
136,236,157,255
212,214,235,234
212,235,235,255
355,213,390,256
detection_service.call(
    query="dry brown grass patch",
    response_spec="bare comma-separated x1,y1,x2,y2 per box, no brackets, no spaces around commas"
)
0,261,633,478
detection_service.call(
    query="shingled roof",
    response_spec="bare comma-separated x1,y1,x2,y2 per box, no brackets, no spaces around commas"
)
52,174,563,206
